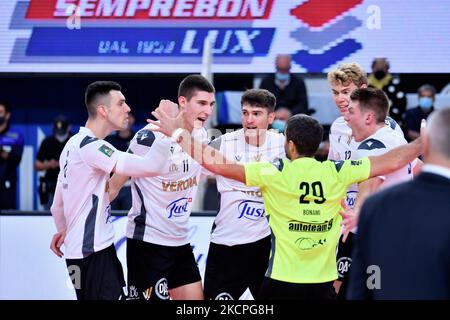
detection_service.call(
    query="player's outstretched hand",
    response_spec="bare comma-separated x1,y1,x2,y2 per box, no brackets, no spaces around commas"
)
50,229,66,258
339,199,358,243
158,99,179,117
147,107,185,137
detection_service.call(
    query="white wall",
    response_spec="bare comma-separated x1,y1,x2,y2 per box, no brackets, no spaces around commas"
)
0,215,214,300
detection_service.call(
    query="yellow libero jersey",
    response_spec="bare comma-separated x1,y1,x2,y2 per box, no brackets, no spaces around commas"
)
245,157,371,283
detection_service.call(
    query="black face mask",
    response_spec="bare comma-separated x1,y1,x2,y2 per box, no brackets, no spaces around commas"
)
374,70,386,80
0,116,5,126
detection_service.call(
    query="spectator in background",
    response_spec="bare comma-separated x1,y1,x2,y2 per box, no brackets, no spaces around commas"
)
368,58,407,124
403,84,436,142
105,113,135,211
260,54,310,115
0,101,24,210
270,107,291,133
35,115,72,210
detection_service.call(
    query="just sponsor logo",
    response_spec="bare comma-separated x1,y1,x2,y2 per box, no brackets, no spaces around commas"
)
166,197,192,218
237,200,265,220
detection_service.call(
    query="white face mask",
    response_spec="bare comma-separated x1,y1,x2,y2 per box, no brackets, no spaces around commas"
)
55,132,69,143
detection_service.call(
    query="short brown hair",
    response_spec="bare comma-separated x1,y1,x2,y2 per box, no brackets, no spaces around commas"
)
350,88,389,124
327,62,367,87
241,89,276,112
85,81,122,118
178,75,215,101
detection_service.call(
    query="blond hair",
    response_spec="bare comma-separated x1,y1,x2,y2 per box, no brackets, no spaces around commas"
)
327,62,367,87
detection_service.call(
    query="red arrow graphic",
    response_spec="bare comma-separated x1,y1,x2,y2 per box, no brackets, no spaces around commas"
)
291,0,363,27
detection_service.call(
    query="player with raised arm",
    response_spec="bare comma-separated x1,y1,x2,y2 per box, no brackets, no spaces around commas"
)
148,106,423,300
108,75,215,300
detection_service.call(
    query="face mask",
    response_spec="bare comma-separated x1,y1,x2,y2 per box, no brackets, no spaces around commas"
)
271,119,286,133
0,116,5,126
275,72,290,82
418,97,433,110
373,70,386,80
55,132,69,143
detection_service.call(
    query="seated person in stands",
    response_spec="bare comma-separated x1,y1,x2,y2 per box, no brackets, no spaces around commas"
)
403,84,436,141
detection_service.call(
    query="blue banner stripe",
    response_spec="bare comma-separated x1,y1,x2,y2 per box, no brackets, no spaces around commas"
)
26,27,275,57
292,38,362,72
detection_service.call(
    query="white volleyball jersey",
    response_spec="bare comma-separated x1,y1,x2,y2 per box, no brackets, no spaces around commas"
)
355,126,414,189
54,127,119,259
126,125,207,246
328,115,403,162
209,129,285,246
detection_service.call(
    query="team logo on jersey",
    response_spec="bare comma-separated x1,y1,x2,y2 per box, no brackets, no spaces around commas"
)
253,153,262,162
337,257,352,277
237,200,265,220
166,197,191,218
98,144,114,157
215,292,234,300
126,285,139,300
295,237,327,251
155,278,170,300
142,287,153,300
169,163,179,172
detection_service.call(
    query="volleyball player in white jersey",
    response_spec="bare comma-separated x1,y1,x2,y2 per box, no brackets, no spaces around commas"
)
49,81,172,300
337,88,417,298
109,75,215,300
204,89,285,300
327,63,404,163
326,63,407,298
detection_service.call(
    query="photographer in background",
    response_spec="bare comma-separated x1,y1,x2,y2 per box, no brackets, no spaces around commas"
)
0,101,24,210
35,115,72,210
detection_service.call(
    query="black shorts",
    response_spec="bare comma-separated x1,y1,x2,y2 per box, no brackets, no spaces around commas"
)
204,235,271,300
126,238,201,300
258,277,336,300
65,244,125,300
335,232,355,300
204,236,270,300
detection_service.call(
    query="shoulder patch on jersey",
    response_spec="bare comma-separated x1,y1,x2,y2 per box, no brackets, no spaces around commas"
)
136,129,156,147
358,139,386,150
331,160,344,172
270,158,284,172
80,136,98,148
385,116,397,130
98,144,115,157
209,137,222,150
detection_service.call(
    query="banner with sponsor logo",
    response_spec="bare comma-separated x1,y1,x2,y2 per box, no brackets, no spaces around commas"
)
0,0,449,73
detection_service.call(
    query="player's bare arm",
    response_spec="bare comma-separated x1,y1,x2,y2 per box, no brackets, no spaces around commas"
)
148,108,246,184
108,174,129,202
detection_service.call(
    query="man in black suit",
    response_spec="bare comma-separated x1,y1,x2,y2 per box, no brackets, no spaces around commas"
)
347,108,450,299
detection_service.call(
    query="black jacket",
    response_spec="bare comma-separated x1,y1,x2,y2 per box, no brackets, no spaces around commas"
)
348,172,450,300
